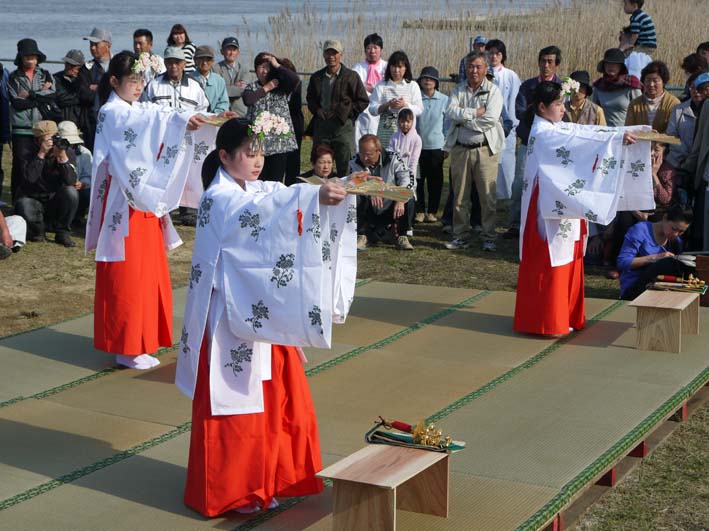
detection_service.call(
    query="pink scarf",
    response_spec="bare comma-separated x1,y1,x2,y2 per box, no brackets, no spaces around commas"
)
366,60,383,89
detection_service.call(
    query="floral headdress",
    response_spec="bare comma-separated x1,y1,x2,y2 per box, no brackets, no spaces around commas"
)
131,52,162,82
248,111,292,151
560,76,581,98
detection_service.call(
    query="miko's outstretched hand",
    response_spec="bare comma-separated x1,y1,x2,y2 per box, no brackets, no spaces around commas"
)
319,180,347,206
187,114,208,131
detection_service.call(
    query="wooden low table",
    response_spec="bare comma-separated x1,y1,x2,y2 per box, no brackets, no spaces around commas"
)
628,291,700,353
317,444,449,531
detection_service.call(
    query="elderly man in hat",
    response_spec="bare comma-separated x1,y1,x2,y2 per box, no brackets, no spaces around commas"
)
7,38,56,202
145,46,208,226
145,46,208,111
14,120,78,247
306,39,369,177
81,28,112,149
53,50,94,140
191,45,229,113
212,37,248,117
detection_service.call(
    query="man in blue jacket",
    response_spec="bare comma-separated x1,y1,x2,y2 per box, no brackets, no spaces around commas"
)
0,62,11,197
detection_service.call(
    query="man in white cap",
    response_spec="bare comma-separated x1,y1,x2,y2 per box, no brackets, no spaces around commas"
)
144,46,208,226
306,39,369,176
144,46,208,112
57,120,92,223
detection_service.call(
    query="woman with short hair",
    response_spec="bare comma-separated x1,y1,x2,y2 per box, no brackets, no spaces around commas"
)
625,61,680,133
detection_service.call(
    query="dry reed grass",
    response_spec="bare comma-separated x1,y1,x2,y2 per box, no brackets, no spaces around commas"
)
263,0,708,87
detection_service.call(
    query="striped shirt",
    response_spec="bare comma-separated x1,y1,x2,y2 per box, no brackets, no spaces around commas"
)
629,9,657,49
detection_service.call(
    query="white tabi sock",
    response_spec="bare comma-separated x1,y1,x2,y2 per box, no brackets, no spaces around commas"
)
116,354,161,370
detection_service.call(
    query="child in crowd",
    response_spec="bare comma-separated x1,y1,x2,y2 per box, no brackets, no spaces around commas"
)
623,0,657,54
388,108,421,198
415,67,448,223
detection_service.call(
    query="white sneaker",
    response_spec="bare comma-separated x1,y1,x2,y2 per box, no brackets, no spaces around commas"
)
414,213,425,223
116,354,161,370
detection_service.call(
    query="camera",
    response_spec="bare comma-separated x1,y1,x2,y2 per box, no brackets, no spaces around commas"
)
53,135,71,150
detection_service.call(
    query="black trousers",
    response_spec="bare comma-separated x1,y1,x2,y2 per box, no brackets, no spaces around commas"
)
261,152,289,183
285,139,302,186
621,257,694,301
416,149,444,214
610,211,640,267
689,184,706,251
15,186,79,239
357,196,414,240
10,135,37,203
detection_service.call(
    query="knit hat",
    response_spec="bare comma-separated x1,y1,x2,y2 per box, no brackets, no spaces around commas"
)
32,120,58,137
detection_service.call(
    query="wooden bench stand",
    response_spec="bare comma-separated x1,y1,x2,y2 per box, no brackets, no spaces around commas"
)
318,444,450,531
628,291,700,353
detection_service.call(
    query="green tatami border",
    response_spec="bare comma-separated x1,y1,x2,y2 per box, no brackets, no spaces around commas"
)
0,279,374,410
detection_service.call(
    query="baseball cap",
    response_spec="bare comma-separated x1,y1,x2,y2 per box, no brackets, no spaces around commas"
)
57,121,84,145
32,120,58,137
323,39,343,53
83,28,112,44
694,72,709,89
164,46,186,61
221,37,239,50
473,35,487,45
62,49,86,66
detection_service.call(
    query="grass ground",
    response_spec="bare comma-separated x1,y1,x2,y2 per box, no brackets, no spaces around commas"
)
1,140,707,529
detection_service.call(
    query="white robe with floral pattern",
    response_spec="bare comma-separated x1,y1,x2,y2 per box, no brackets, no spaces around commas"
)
85,92,216,261
175,168,357,415
520,116,654,267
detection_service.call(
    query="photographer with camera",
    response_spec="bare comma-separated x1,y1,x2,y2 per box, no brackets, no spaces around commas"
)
14,120,79,247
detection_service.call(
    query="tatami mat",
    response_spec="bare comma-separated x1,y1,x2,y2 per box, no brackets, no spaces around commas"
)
0,288,187,403
0,283,706,531
254,473,559,531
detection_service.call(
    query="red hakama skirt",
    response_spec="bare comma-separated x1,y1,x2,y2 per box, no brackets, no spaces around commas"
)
94,207,173,355
184,337,323,517
513,183,586,336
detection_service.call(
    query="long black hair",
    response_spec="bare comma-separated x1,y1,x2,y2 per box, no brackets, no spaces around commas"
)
519,81,562,133
98,50,138,106
201,118,253,189
666,203,694,225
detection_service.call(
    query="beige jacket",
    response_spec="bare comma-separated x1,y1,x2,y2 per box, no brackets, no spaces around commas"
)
443,78,505,154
